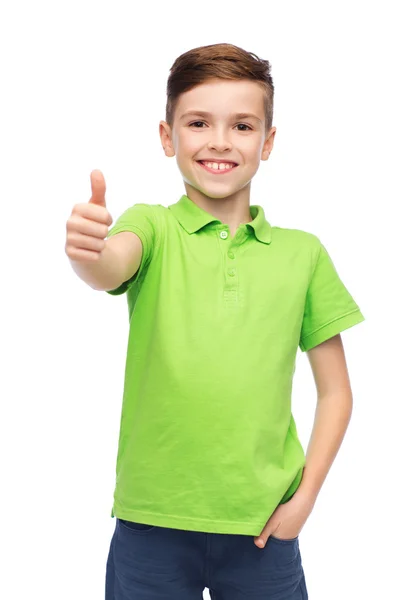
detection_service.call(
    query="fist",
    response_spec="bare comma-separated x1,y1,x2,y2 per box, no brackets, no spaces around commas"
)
65,170,114,262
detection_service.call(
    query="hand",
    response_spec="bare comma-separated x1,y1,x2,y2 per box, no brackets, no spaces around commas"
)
65,169,113,263
254,491,315,548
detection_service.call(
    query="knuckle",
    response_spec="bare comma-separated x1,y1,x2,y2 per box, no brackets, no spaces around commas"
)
65,246,77,259
66,217,78,232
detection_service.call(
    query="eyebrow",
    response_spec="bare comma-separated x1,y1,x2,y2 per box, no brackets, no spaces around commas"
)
179,110,262,123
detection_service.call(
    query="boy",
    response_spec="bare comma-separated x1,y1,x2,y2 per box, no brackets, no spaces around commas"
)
66,43,365,600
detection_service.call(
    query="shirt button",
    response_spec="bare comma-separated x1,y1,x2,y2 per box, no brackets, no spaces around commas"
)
228,251,235,259
220,230,228,239
228,269,236,277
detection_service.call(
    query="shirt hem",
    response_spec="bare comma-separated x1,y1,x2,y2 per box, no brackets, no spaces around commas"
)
111,505,273,536
109,466,304,537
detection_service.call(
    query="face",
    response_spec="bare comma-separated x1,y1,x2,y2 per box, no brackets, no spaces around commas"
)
159,79,276,202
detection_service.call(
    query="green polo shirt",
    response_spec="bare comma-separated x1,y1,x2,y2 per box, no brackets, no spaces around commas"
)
105,194,365,536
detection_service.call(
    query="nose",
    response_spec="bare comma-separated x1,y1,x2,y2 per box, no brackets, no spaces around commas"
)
208,128,232,152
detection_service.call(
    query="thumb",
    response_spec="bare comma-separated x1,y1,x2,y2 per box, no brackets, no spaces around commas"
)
89,169,106,206
254,536,266,548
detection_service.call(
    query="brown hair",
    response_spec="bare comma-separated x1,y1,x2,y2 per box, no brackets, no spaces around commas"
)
165,43,274,134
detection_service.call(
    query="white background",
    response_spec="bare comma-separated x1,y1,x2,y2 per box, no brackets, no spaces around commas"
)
1,1,416,598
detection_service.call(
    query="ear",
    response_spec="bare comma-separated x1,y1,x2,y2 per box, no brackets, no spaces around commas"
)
159,121,175,157
261,126,277,161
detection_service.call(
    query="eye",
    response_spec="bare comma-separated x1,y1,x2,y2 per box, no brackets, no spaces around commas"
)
236,123,252,131
188,121,252,131
189,121,206,128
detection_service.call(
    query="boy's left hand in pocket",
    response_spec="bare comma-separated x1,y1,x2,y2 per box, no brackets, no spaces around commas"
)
254,491,315,548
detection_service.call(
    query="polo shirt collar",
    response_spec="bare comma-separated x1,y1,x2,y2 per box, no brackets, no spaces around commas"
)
168,194,272,244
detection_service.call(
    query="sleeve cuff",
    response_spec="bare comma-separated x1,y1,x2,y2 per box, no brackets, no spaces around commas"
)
105,226,149,295
299,309,365,352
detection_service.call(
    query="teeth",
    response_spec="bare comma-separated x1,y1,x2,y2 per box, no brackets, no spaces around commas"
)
202,161,235,170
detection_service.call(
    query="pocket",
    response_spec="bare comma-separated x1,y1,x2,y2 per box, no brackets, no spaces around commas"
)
117,518,156,534
268,534,302,572
269,533,299,544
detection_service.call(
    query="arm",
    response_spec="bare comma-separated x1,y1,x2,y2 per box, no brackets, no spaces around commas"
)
254,237,365,547
254,333,355,547
296,333,353,503
70,231,143,291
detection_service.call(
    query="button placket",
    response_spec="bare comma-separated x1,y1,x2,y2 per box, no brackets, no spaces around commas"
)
226,239,238,279
217,226,240,307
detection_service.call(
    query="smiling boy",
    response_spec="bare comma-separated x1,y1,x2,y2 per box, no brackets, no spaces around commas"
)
67,42,365,600
163,78,270,235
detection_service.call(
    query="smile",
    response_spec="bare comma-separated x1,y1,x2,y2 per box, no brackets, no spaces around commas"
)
197,161,238,175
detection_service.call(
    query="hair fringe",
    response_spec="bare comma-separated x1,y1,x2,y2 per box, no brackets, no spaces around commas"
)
165,43,274,133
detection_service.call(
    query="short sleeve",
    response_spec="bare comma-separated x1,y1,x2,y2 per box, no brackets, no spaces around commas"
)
299,239,365,352
105,203,158,296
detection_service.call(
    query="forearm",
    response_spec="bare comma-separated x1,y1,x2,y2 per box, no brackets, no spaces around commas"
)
296,391,353,503
69,241,124,291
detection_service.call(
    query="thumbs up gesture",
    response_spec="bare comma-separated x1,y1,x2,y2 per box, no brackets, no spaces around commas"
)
65,170,114,262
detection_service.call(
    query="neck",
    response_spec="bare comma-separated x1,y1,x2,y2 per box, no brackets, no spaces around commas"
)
183,183,253,231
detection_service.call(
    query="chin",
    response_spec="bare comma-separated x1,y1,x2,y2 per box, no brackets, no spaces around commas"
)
187,182,240,200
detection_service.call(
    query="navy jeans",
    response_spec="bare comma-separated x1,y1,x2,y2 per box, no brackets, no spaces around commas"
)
105,518,308,599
